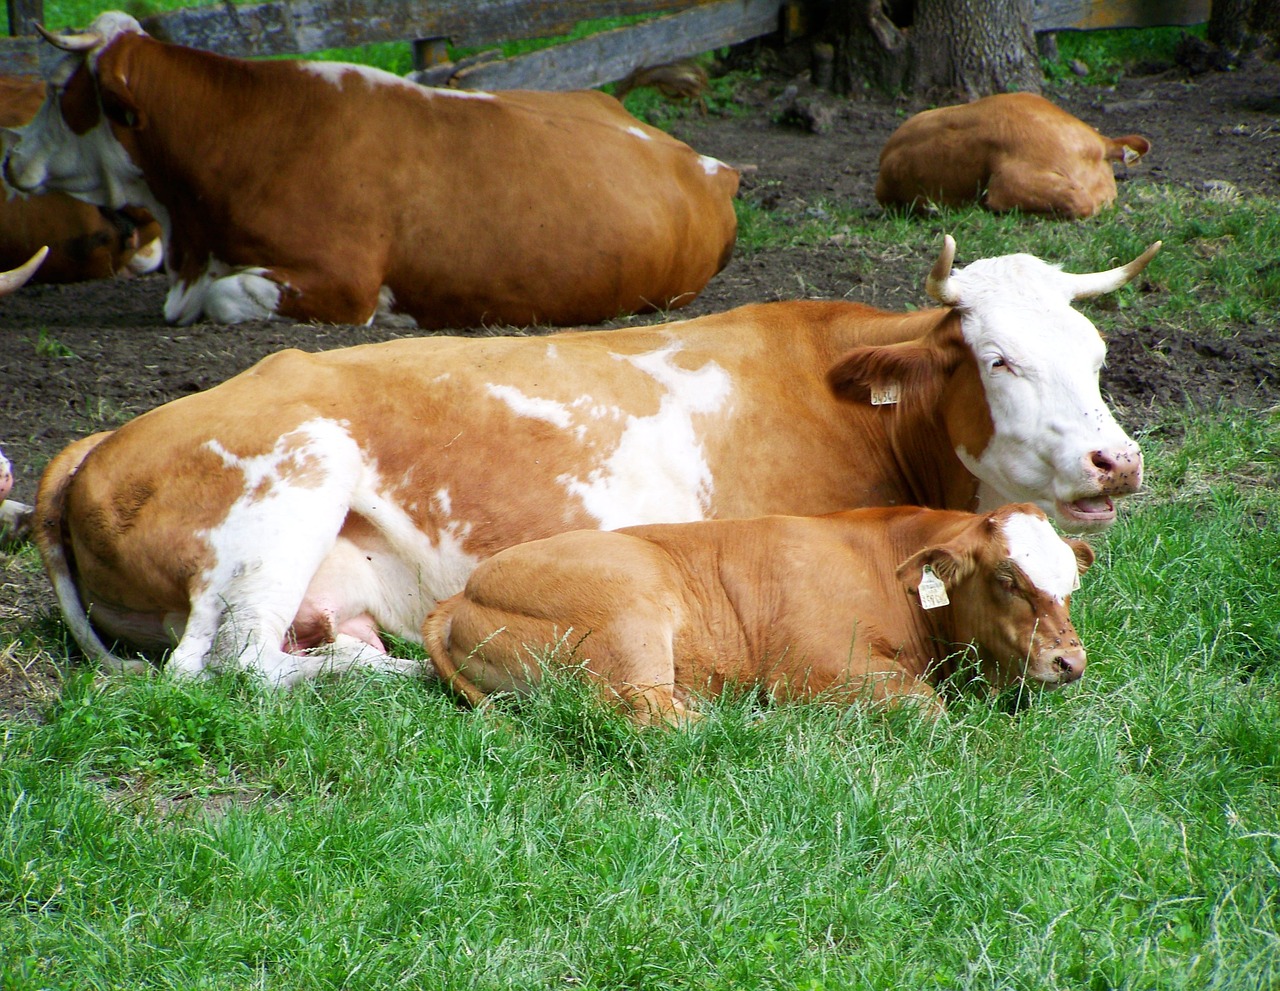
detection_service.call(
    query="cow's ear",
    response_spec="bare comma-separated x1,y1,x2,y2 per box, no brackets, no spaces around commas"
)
827,338,963,405
1113,134,1150,165
98,70,145,130
1067,539,1095,576
896,544,973,593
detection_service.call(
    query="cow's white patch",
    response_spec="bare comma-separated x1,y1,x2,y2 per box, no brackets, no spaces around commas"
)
299,60,420,93
627,126,652,140
165,260,281,325
169,419,481,681
557,347,732,529
486,384,573,429
126,236,164,275
1001,512,1080,603
699,155,727,175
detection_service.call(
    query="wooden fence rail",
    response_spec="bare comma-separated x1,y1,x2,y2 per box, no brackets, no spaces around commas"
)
2,0,1211,82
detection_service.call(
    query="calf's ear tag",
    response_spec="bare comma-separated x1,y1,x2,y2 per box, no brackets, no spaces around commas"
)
1072,571,1081,592
918,565,950,609
870,382,900,406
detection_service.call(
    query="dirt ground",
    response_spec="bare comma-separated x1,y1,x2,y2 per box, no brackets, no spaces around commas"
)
2,51,1279,715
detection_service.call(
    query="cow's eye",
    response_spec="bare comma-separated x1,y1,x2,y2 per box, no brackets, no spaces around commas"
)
987,355,1011,373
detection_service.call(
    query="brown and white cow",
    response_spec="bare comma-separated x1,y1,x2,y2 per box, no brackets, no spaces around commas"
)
1,74,162,282
2,12,738,328
424,503,1095,723
33,236,1154,686
876,92,1151,219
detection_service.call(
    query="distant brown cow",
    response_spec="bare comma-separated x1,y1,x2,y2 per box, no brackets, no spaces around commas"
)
876,92,1151,219
424,503,1095,723
0,74,162,282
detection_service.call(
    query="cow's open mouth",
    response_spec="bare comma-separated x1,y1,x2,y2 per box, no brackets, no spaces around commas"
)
1057,495,1116,524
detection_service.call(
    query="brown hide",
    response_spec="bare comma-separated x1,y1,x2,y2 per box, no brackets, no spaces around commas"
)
0,75,161,282
876,92,1151,219
423,504,1094,724
44,31,738,326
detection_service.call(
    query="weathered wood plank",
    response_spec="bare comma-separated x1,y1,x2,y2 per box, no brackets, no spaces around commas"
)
5,0,43,37
138,0,729,58
445,0,783,91
1032,0,1210,31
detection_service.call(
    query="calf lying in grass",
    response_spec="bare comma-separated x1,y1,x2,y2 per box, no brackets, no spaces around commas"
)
424,503,1094,724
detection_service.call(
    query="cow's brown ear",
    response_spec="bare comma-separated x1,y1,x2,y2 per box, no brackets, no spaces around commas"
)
828,338,962,405
1112,134,1150,165
98,70,145,130
1068,539,1095,576
896,544,973,592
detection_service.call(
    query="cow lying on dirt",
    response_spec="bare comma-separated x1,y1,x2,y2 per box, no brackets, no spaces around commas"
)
424,504,1095,723
876,92,1151,219
4,12,738,328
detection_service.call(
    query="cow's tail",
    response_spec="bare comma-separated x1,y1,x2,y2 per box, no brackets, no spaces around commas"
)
33,432,148,675
422,596,489,708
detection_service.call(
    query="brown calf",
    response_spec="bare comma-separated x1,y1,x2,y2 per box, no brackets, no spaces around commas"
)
424,504,1094,724
876,92,1151,219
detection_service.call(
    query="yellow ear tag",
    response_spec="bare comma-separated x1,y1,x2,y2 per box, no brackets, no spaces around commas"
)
1122,144,1140,165
918,565,950,609
871,382,900,406
1072,571,1081,592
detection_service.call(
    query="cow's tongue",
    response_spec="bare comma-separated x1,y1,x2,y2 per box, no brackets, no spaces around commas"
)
1066,495,1115,518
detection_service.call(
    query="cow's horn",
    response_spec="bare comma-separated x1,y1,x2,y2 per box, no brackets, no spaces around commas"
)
35,23,104,52
0,246,48,295
924,234,961,306
1066,241,1162,300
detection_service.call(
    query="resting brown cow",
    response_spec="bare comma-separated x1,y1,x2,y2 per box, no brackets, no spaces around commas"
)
0,74,161,282
424,503,1095,723
876,92,1151,219
4,13,737,327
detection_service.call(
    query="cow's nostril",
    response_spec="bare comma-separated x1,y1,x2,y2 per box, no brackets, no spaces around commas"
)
1090,450,1116,474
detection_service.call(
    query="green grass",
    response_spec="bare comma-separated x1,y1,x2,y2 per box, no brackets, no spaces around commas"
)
2,414,1279,989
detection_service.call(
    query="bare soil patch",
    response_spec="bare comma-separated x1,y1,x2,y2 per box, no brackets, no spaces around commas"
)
2,53,1278,717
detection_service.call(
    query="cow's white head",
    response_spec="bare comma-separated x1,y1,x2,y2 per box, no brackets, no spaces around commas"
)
830,236,1157,533
2,13,152,211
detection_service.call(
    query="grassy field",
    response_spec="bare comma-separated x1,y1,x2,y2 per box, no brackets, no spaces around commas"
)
3,6,1279,990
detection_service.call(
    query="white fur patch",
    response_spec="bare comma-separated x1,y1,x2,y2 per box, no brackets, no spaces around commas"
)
165,260,281,325
699,155,727,174
1001,512,1079,603
485,384,573,429
557,347,732,529
627,126,652,140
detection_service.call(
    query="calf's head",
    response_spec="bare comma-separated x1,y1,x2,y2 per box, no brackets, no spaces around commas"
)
829,236,1157,533
896,504,1094,691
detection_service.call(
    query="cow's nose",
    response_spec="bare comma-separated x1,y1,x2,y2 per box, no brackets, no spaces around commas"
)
1051,648,1086,684
1087,444,1143,495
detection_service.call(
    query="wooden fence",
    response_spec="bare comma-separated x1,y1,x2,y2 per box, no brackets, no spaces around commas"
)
2,0,1211,83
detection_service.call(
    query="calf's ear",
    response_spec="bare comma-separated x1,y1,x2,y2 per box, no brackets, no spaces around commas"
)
896,544,974,593
1112,134,1150,165
1068,539,1095,576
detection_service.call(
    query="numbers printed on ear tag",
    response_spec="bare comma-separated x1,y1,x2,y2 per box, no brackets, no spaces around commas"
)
918,566,950,609
870,382,900,406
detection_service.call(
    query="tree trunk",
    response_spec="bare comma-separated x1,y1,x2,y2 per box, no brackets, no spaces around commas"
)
1207,0,1280,56
824,0,1041,98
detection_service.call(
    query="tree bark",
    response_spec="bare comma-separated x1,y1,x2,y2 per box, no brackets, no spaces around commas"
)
1207,0,1279,56
824,0,1041,98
